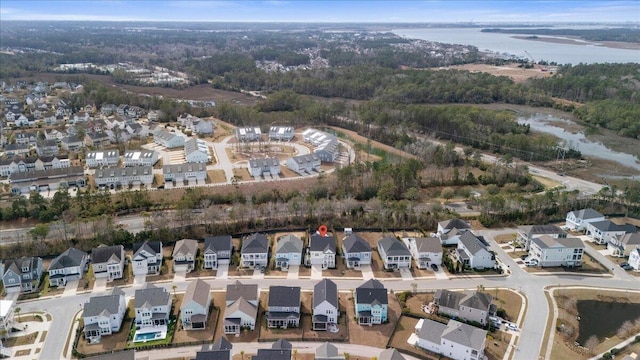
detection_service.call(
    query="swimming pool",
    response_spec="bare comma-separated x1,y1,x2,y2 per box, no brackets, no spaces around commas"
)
133,331,162,342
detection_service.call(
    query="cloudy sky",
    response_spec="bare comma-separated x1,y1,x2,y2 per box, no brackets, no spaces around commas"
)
1,1,638,23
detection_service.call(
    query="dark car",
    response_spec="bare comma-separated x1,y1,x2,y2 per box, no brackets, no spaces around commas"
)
620,263,633,270
431,264,438,271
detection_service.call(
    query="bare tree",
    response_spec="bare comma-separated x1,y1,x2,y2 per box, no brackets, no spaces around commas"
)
584,335,599,354
617,320,635,338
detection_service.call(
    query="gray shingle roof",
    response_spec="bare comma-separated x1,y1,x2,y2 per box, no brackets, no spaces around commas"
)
225,296,257,319
83,288,124,317
248,158,279,169
310,234,336,253
568,208,603,220
276,234,303,255
173,239,198,257
132,241,161,259
134,284,170,309
272,339,292,350
439,218,471,231
589,220,636,233
459,232,489,255
435,289,493,312
531,235,584,249
252,349,291,360
343,234,371,253
49,247,87,270
204,235,232,254
226,280,258,303
268,286,301,308
378,348,406,360
520,224,566,236
91,245,123,264
313,279,338,309
416,318,448,344
414,237,443,253
616,232,640,246
183,279,211,308
355,279,388,305
316,342,341,358
378,236,411,257
94,165,152,179
242,233,269,254
441,319,487,350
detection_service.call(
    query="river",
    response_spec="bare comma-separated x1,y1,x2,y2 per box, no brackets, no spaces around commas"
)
517,113,640,172
393,27,640,65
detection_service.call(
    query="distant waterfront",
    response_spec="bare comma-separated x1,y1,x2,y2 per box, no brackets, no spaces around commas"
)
393,27,640,64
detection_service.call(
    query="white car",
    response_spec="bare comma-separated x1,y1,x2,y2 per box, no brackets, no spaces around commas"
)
507,323,519,331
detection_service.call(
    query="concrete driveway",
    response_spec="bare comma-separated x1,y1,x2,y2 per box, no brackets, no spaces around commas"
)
62,280,79,297
251,269,264,280
434,267,449,280
360,264,375,280
133,274,147,287
287,265,299,280
216,264,229,279
400,268,414,280
311,265,323,280
173,270,187,282
94,278,108,292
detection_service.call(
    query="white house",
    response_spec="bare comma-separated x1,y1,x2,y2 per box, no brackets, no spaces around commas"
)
181,279,211,330
315,138,339,163
184,138,210,163
248,158,280,178
236,127,261,142
528,235,584,267
286,154,321,174
377,236,411,270
312,279,338,331
240,233,269,269
85,150,120,168
266,286,301,329
203,235,233,269
269,126,295,141
517,224,567,251
154,130,185,148
91,245,125,282
134,284,171,328
224,281,258,334
608,232,640,257
60,135,84,151
342,233,372,269
131,241,163,276
0,300,15,333
189,118,214,135
434,289,496,325
123,150,158,167
173,239,198,273
411,318,487,360
586,220,636,245
83,288,126,343
403,236,443,269
437,219,472,235
163,163,207,183
48,247,88,287
275,234,303,270
565,208,605,231
629,247,640,270
455,232,495,270
94,166,153,188
309,234,336,270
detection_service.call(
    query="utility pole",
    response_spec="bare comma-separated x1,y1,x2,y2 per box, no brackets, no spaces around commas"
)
556,146,566,174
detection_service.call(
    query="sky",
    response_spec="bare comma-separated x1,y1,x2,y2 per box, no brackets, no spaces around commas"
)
0,1,638,23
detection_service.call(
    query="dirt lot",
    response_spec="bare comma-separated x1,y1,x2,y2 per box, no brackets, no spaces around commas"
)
172,293,219,344
438,63,554,83
207,170,227,184
76,317,132,355
345,293,403,348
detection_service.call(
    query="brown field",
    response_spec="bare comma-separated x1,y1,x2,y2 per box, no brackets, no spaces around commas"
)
438,63,554,83
232,168,252,181
207,170,227,184
345,293,402,347
328,126,417,160
172,293,219,344
3,332,39,347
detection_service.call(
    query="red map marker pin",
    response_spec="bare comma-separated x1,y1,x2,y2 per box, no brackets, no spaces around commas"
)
318,224,328,237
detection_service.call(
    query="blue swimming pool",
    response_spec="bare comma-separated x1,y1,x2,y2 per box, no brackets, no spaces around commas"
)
133,331,161,342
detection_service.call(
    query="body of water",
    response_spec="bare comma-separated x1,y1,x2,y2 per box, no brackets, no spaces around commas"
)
517,114,640,172
393,28,640,64
576,300,640,345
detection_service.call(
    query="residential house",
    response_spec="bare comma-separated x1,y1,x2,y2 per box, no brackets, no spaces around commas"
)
379,349,406,360
342,233,372,269
268,126,295,141
235,127,261,142
85,150,120,168
241,233,269,269
194,338,232,360
185,138,210,164
38,155,70,170
455,232,495,270
83,288,126,343
629,247,640,270
224,280,258,334
48,247,88,287
377,236,412,270
189,118,214,135
1,257,43,293
438,228,474,246
154,130,185,149
94,166,153,188
275,234,303,270
608,232,640,257
312,279,339,331
314,138,339,163
404,236,443,269
9,166,85,194
203,235,233,269
586,221,636,244
100,104,117,116
253,339,292,360
354,279,388,325
528,235,584,267
147,110,161,122
60,135,84,151
4,143,30,157
91,245,125,281
123,150,158,167
286,153,321,174
411,318,487,360
437,219,472,235
181,279,211,330
163,163,207,183
85,132,110,148
0,300,15,332
315,342,345,360
516,224,567,251
132,241,163,276
248,158,281,178
36,139,59,156
134,284,171,328
565,208,605,231
266,286,301,329
173,239,198,273
309,233,336,269
434,289,496,325
44,128,65,142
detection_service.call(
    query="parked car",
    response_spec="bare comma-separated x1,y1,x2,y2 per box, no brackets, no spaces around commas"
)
520,255,528,260
507,323,518,331
430,264,438,271
620,263,633,270
525,259,538,267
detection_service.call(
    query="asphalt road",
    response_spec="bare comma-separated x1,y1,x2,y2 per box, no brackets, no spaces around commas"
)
16,227,639,360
